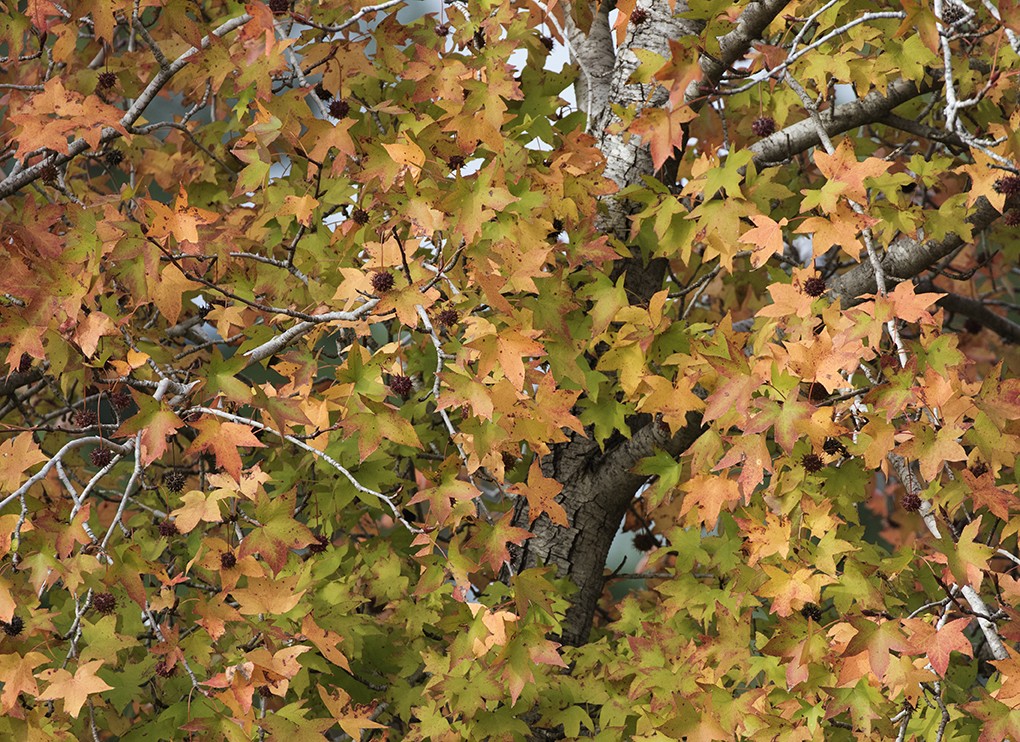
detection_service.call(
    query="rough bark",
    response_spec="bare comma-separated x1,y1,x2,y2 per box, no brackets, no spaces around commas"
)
511,416,704,645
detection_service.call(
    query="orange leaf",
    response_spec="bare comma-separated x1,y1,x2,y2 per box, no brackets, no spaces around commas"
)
149,263,201,325
36,660,113,718
813,138,890,204
629,105,696,172
301,614,351,672
757,280,817,320
740,214,789,268
0,651,46,713
139,186,219,248
318,686,387,737
186,417,266,481
957,152,1007,210
8,78,128,154
795,204,875,260
991,656,1020,707
680,473,743,527
170,489,232,533
880,279,943,324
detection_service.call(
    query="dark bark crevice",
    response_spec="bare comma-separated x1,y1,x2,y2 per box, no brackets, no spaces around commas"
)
511,413,704,645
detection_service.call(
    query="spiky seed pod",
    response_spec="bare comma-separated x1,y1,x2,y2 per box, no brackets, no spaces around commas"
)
74,409,98,428
390,375,413,399
371,271,395,293
92,592,117,615
329,99,349,119
801,604,823,622
633,531,658,552
751,116,776,137
164,470,187,493
40,163,58,184
91,447,113,467
802,453,824,473
823,438,847,457
942,2,965,24
993,175,1020,195
2,616,24,636
436,308,458,327
803,277,826,297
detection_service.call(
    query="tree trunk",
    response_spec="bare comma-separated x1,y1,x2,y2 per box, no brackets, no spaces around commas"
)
510,0,954,647
511,0,795,647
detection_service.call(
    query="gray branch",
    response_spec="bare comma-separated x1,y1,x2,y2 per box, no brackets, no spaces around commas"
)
749,78,931,169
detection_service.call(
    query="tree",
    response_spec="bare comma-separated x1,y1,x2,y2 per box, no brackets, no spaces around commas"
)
1,0,1020,737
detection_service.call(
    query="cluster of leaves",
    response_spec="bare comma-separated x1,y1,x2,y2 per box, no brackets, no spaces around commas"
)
1,0,1020,739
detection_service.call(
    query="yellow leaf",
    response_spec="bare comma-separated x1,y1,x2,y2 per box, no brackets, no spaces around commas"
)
280,194,320,226
0,432,47,493
149,263,200,325
382,139,426,180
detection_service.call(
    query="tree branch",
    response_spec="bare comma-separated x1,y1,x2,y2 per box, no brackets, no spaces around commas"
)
0,12,253,201
749,78,931,168
829,195,1010,302
918,281,1020,344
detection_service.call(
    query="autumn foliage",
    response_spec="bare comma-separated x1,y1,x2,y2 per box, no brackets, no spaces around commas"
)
2,0,1020,739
